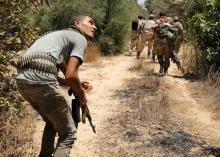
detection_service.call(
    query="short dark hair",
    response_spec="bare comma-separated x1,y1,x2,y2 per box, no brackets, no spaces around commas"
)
159,12,166,17
71,15,93,23
138,15,143,20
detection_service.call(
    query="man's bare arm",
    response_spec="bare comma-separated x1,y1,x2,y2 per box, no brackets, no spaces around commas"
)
65,57,87,106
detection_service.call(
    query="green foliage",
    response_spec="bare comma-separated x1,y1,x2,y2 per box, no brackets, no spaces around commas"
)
0,0,49,52
144,0,189,17
0,52,10,65
157,24,178,40
0,0,50,69
189,0,220,64
32,0,107,34
99,0,145,54
145,0,220,71
31,0,144,54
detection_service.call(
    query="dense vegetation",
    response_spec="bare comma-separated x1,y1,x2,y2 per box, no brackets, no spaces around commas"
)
0,0,50,65
31,0,145,54
189,0,220,66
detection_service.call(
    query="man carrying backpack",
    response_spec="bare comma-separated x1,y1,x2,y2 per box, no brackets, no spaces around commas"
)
152,15,184,74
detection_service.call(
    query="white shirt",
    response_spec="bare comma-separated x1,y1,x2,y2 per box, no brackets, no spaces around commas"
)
142,20,156,32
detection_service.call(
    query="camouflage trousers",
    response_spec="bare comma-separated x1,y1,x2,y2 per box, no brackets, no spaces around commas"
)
16,83,77,157
152,38,173,73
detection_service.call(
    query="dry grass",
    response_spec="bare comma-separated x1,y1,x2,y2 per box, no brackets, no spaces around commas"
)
0,69,36,157
128,59,145,74
181,42,200,73
187,77,220,113
117,61,170,126
82,54,220,157
0,106,36,157
94,61,216,157
124,65,169,126
181,42,213,77
84,41,101,63
93,62,173,157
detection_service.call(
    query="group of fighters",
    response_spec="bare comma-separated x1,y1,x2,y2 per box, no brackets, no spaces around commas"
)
131,13,186,74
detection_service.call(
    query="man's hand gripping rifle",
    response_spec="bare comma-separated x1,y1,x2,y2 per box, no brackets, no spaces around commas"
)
57,55,96,133
68,89,96,133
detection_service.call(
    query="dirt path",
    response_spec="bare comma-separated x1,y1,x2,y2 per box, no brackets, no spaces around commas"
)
162,63,220,145
34,51,220,157
70,55,139,156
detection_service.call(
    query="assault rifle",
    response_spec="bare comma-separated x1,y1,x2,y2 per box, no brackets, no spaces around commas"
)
68,88,96,133
57,55,96,133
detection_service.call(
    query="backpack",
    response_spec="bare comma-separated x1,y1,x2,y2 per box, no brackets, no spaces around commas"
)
132,20,139,31
157,24,178,40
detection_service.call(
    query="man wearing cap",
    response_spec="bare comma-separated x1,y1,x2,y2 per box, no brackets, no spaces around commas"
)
15,15,97,157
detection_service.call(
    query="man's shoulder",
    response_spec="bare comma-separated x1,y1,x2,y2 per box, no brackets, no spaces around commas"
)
60,29,87,42
40,29,82,38
173,22,183,28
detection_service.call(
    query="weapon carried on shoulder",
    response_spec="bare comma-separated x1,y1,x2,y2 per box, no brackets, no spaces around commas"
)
68,89,96,133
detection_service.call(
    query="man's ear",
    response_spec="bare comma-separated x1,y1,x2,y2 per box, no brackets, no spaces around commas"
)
74,20,80,27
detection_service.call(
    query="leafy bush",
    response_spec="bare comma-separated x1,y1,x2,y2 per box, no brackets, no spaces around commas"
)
0,52,11,65
32,0,106,35
0,0,48,52
189,0,220,65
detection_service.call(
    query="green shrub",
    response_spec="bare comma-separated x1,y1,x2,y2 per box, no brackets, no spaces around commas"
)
189,0,220,65
32,0,106,34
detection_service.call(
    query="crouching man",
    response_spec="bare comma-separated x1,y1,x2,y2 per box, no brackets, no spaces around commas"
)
15,15,97,157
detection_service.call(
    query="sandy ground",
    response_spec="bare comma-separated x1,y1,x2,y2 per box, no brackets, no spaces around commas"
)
33,49,220,157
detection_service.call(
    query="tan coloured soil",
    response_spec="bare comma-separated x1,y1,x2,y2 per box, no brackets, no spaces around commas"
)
33,50,220,157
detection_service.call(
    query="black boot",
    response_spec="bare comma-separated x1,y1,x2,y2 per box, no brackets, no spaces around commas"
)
164,67,168,75
147,51,150,58
159,65,164,74
152,54,155,62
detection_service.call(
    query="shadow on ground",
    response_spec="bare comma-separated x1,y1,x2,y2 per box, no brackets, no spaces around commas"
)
152,130,220,157
96,68,220,157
